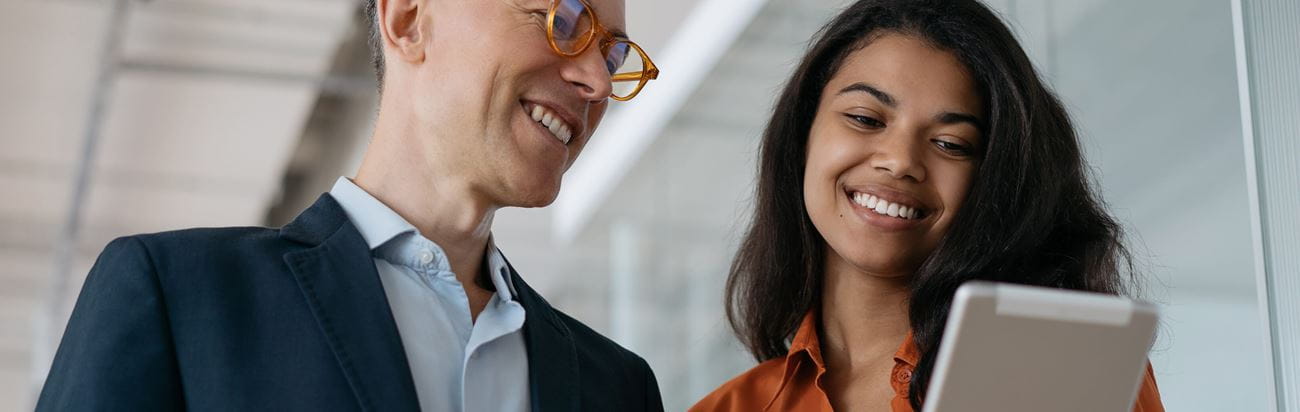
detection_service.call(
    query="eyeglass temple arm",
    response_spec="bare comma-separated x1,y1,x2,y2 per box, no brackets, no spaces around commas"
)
612,73,643,81
609,46,659,82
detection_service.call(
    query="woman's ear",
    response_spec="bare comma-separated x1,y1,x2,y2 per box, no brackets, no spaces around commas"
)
378,0,428,64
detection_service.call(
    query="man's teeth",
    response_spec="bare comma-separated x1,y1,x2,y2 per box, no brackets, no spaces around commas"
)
530,105,573,144
852,192,920,219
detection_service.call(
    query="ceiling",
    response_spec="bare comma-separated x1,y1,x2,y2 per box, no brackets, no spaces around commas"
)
0,0,356,406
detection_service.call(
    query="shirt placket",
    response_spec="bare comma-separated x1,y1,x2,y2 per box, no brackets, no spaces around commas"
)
461,294,528,411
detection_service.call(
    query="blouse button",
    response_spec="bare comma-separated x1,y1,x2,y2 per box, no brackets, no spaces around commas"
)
897,368,913,383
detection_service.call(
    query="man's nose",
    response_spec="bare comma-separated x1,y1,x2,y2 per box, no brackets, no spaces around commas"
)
560,44,615,102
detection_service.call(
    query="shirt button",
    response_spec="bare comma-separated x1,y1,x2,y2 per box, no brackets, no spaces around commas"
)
418,250,434,265
898,369,913,383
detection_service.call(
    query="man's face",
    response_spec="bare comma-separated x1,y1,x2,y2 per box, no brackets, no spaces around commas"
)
399,0,625,208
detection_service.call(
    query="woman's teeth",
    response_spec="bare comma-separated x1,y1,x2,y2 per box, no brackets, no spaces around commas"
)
852,192,921,220
530,105,573,144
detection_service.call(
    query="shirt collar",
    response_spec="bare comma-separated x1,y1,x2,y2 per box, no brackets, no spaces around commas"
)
329,177,417,249
785,309,921,365
328,176,518,301
483,235,519,301
768,309,920,408
787,310,824,367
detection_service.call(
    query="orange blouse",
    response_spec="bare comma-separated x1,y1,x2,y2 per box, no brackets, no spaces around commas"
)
691,311,1164,412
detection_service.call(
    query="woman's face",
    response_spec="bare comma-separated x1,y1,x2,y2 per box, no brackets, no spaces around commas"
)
804,33,984,278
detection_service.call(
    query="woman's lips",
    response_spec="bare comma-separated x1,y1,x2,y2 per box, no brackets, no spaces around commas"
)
842,186,931,232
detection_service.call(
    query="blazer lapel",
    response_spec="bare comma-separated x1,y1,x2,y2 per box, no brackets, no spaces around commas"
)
282,195,420,412
506,261,581,412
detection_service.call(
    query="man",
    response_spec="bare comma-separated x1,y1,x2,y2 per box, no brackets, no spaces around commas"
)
37,0,662,410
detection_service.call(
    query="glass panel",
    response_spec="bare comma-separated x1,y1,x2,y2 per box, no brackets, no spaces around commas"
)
1038,0,1271,409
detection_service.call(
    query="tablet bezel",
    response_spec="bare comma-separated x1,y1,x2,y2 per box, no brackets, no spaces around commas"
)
920,281,1159,412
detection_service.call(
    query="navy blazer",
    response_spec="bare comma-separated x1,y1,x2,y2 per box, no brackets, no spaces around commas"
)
38,194,664,411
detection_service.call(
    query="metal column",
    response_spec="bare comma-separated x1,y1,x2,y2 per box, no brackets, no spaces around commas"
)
1232,0,1300,410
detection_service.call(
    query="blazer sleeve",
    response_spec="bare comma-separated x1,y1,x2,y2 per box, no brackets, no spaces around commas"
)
36,236,185,411
640,356,665,412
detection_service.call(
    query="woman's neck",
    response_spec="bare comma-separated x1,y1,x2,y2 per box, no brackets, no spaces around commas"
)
819,251,912,372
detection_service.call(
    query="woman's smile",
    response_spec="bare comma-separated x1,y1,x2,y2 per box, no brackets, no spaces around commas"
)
843,185,932,232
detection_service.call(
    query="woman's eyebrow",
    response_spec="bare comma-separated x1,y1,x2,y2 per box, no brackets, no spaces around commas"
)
936,111,986,133
838,82,984,131
838,82,897,108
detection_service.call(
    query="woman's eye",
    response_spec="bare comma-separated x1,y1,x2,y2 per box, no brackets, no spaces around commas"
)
846,114,884,128
933,139,974,156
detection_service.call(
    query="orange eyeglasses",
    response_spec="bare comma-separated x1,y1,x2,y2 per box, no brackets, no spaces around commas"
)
545,0,659,101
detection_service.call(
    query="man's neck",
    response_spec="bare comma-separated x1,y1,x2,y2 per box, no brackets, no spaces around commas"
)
356,170,495,274
353,121,499,320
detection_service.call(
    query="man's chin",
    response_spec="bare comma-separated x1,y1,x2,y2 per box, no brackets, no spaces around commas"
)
511,196,557,209
500,180,562,209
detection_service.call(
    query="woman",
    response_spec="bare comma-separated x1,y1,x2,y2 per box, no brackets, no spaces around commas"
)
691,0,1164,411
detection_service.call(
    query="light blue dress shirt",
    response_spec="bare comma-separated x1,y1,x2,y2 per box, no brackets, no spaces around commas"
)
329,177,529,412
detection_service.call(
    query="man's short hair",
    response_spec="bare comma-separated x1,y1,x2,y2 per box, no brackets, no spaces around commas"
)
363,0,384,90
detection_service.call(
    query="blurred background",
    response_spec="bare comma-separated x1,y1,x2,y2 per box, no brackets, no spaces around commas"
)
0,0,1289,411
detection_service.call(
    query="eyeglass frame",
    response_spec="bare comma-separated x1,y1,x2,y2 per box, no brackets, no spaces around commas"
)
544,0,660,101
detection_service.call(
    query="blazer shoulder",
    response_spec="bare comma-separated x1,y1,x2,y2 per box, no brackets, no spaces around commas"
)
113,226,298,286
548,308,663,411
509,267,649,371
552,308,650,369
129,226,290,258
133,226,283,249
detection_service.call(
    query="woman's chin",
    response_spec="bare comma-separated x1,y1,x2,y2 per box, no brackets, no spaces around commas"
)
851,264,914,280
828,247,920,280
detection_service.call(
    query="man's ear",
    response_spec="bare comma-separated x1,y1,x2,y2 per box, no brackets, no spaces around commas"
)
378,0,427,63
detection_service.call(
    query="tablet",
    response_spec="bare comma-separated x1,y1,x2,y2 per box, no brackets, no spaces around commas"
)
921,281,1159,412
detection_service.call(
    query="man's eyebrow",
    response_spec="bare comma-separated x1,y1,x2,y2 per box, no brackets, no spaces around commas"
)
837,82,897,108
936,111,985,132
586,2,628,39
